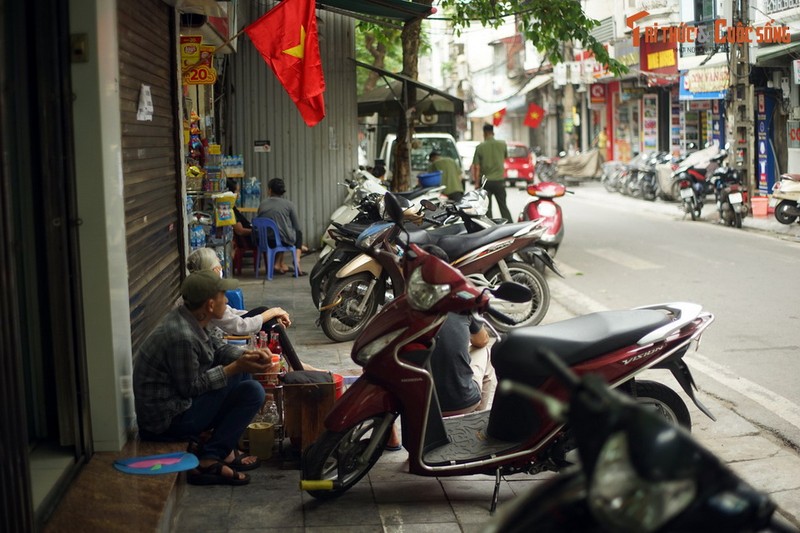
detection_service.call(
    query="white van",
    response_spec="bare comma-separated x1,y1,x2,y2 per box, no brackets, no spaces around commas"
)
380,132,463,185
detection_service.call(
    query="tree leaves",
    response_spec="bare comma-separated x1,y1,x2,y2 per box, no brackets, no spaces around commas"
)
441,0,626,76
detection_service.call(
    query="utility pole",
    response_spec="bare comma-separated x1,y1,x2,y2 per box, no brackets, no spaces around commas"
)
728,0,755,201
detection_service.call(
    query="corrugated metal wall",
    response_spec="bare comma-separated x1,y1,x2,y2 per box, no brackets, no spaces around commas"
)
231,2,358,247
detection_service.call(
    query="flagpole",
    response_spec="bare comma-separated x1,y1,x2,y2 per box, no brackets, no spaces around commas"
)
214,25,248,54
181,26,248,74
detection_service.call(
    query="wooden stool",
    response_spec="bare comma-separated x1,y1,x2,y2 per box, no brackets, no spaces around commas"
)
283,381,335,454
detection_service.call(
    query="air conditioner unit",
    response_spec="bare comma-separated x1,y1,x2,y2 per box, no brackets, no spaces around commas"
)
420,113,439,125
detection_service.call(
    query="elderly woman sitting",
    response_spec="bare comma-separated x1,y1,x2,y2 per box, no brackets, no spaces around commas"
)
185,248,313,370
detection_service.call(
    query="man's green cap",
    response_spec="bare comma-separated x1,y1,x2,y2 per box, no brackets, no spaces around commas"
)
181,270,239,307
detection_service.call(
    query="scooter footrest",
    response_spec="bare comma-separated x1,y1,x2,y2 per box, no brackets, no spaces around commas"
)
422,411,525,466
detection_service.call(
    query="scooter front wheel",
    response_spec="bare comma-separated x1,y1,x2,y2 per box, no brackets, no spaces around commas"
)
774,200,798,225
319,273,380,342
302,415,391,500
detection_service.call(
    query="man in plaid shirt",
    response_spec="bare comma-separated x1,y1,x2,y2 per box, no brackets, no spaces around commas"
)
133,270,277,486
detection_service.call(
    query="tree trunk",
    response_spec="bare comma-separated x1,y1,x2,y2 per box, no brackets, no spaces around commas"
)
391,1,431,192
363,33,386,94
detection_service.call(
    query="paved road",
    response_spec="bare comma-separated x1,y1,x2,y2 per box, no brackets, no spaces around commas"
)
505,181,800,448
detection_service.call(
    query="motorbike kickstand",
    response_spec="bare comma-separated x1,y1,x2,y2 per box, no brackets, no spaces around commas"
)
490,468,502,513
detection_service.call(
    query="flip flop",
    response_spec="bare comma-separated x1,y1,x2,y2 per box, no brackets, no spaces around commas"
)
225,449,261,472
187,461,250,486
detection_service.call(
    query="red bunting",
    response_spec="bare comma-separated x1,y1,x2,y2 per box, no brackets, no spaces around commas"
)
523,103,545,129
492,108,507,127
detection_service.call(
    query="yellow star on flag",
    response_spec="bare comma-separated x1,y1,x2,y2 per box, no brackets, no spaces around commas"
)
283,25,306,59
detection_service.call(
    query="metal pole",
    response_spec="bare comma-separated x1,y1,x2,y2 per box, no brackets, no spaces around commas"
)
727,0,755,202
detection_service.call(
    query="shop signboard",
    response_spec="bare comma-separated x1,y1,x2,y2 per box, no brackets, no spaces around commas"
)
788,120,800,149
711,100,725,146
590,83,606,104
181,36,218,85
642,94,658,151
679,67,728,100
756,91,778,194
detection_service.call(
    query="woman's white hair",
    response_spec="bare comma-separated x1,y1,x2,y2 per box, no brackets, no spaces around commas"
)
186,247,221,273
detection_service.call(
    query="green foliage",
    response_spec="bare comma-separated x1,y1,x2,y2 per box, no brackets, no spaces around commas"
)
440,0,627,76
355,20,433,94
355,22,403,93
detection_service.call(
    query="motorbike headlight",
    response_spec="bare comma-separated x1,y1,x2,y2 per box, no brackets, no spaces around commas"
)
354,329,405,366
536,202,557,217
458,190,489,216
589,431,696,533
407,267,450,311
356,222,393,249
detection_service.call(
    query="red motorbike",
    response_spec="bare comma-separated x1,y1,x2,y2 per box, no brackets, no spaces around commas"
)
518,181,570,258
300,193,716,512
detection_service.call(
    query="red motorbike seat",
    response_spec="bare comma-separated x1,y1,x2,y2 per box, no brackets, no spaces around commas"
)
491,309,673,381
486,309,672,441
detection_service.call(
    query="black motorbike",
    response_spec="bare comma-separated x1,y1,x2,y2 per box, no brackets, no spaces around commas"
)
710,149,749,228
486,348,798,533
633,151,672,202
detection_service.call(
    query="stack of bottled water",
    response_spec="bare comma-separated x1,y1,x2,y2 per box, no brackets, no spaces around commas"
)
189,224,206,250
241,177,261,209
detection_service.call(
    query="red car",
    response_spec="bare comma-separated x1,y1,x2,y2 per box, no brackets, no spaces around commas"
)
504,142,535,186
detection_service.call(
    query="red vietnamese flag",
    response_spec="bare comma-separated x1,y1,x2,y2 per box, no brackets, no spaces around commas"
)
245,0,326,127
492,108,507,127
523,102,545,128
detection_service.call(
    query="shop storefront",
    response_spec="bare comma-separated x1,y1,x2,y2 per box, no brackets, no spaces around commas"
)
679,65,728,153
614,80,643,161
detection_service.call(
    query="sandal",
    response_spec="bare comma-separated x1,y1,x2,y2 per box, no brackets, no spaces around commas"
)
225,449,262,472
187,461,250,486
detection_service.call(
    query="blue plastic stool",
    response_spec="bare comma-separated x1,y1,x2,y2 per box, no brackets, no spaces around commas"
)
225,288,244,310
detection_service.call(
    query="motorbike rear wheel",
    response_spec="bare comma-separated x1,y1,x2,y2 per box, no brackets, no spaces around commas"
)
686,199,702,221
774,200,799,225
633,380,691,429
319,273,380,342
484,262,550,331
303,415,390,500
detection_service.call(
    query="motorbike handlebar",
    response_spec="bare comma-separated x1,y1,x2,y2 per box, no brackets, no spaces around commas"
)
485,306,517,326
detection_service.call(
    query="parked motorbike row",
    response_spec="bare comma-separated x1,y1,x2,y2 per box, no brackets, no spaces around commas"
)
311,169,564,343
299,192,797,532
602,143,751,229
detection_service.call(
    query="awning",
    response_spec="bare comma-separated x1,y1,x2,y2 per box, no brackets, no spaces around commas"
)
467,102,506,118
354,59,464,116
520,74,552,93
756,41,800,65
468,75,551,117
317,0,434,23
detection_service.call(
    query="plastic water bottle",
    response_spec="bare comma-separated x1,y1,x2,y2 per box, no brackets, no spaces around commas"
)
263,396,279,425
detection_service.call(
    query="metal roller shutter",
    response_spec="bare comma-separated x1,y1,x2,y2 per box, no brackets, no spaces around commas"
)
118,0,183,353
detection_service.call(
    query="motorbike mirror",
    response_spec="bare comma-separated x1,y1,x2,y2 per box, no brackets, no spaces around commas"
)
491,281,533,303
420,199,437,212
383,192,405,225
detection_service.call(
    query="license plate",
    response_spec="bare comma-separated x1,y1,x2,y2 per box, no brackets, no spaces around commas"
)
680,188,694,199
507,169,519,178
728,192,743,204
